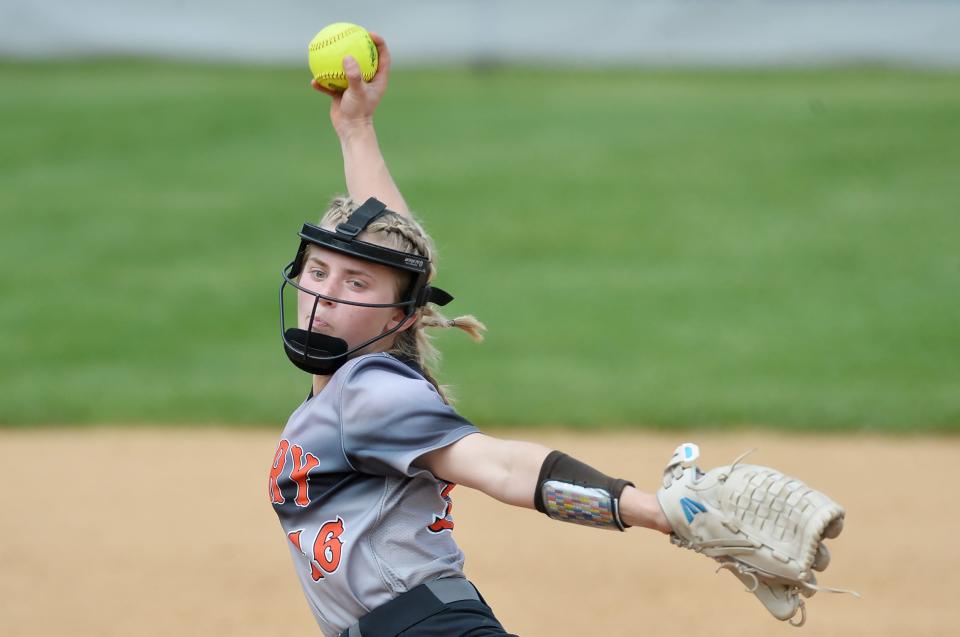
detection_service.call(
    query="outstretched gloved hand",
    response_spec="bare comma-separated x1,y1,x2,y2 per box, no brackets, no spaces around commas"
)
656,443,859,627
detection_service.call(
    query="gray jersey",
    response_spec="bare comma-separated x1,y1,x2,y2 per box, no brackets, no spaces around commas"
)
269,353,479,636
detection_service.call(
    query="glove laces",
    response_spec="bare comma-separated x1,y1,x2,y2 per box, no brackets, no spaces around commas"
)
687,447,757,491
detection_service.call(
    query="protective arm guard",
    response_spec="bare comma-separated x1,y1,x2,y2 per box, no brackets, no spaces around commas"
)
534,451,634,531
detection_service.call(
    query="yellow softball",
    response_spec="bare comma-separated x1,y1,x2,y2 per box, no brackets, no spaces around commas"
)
308,23,378,91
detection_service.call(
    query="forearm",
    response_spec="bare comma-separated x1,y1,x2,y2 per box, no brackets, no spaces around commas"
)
339,123,410,215
471,441,669,533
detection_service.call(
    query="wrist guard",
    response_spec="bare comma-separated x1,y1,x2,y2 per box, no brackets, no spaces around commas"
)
534,451,634,531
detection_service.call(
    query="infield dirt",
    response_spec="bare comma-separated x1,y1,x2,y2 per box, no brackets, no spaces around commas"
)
1,429,956,636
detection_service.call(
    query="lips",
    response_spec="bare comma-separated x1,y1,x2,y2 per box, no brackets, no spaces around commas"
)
310,317,332,330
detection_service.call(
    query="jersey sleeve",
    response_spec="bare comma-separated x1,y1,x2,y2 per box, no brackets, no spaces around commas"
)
338,355,480,478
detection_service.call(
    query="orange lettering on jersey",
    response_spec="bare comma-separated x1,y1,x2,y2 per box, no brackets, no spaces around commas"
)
287,530,303,552
286,520,345,583
427,482,456,533
290,444,320,507
311,517,345,581
269,439,290,504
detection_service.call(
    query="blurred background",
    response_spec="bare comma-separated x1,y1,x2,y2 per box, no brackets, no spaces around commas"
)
3,4,960,637
1,0,958,431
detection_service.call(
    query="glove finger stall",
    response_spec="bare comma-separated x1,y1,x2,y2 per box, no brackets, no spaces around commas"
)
812,543,831,572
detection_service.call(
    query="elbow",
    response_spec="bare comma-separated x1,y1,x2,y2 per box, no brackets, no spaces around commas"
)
493,465,535,509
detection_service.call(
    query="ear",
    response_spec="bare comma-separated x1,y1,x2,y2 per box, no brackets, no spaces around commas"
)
384,309,418,334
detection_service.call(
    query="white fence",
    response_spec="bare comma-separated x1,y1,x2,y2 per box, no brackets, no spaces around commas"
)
3,1,960,67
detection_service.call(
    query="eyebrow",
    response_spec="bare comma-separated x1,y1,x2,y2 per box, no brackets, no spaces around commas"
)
306,256,374,278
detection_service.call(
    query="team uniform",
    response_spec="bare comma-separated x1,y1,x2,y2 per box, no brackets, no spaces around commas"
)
272,199,637,635
269,352,513,636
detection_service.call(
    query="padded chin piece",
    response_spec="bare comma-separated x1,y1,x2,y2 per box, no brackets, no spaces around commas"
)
283,328,349,375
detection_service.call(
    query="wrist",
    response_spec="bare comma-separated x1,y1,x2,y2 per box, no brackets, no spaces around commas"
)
619,486,671,534
337,118,376,142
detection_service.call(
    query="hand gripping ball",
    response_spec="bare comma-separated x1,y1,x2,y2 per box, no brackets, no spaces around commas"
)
308,23,379,91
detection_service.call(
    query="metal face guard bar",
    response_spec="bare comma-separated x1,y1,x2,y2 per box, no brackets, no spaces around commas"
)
282,261,421,309
278,197,454,375
280,278,416,363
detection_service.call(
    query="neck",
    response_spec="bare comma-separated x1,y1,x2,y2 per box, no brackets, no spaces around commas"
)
312,374,331,397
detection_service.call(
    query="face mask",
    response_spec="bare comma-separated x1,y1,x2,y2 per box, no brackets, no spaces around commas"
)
279,198,453,375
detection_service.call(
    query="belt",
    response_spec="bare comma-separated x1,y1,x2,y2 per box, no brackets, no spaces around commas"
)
342,577,481,637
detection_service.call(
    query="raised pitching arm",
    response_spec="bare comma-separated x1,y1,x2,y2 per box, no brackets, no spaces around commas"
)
312,32,410,216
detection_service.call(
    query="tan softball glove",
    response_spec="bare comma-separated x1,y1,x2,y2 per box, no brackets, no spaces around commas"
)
656,443,858,627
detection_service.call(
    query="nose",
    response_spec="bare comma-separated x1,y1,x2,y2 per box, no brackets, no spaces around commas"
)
300,281,337,314
314,283,337,306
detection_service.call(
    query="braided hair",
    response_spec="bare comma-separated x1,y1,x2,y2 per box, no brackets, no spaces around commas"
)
317,197,485,402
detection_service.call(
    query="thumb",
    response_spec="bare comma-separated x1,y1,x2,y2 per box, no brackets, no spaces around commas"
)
342,55,363,88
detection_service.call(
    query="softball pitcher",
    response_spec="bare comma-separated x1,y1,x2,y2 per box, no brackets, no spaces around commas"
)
269,32,850,637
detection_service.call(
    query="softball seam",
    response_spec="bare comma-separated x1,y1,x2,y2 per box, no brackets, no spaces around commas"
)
314,71,375,81
309,26,361,52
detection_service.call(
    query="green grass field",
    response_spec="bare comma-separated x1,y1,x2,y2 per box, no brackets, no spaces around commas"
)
1,60,957,430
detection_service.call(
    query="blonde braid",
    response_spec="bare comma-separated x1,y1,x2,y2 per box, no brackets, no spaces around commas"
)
316,197,486,402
